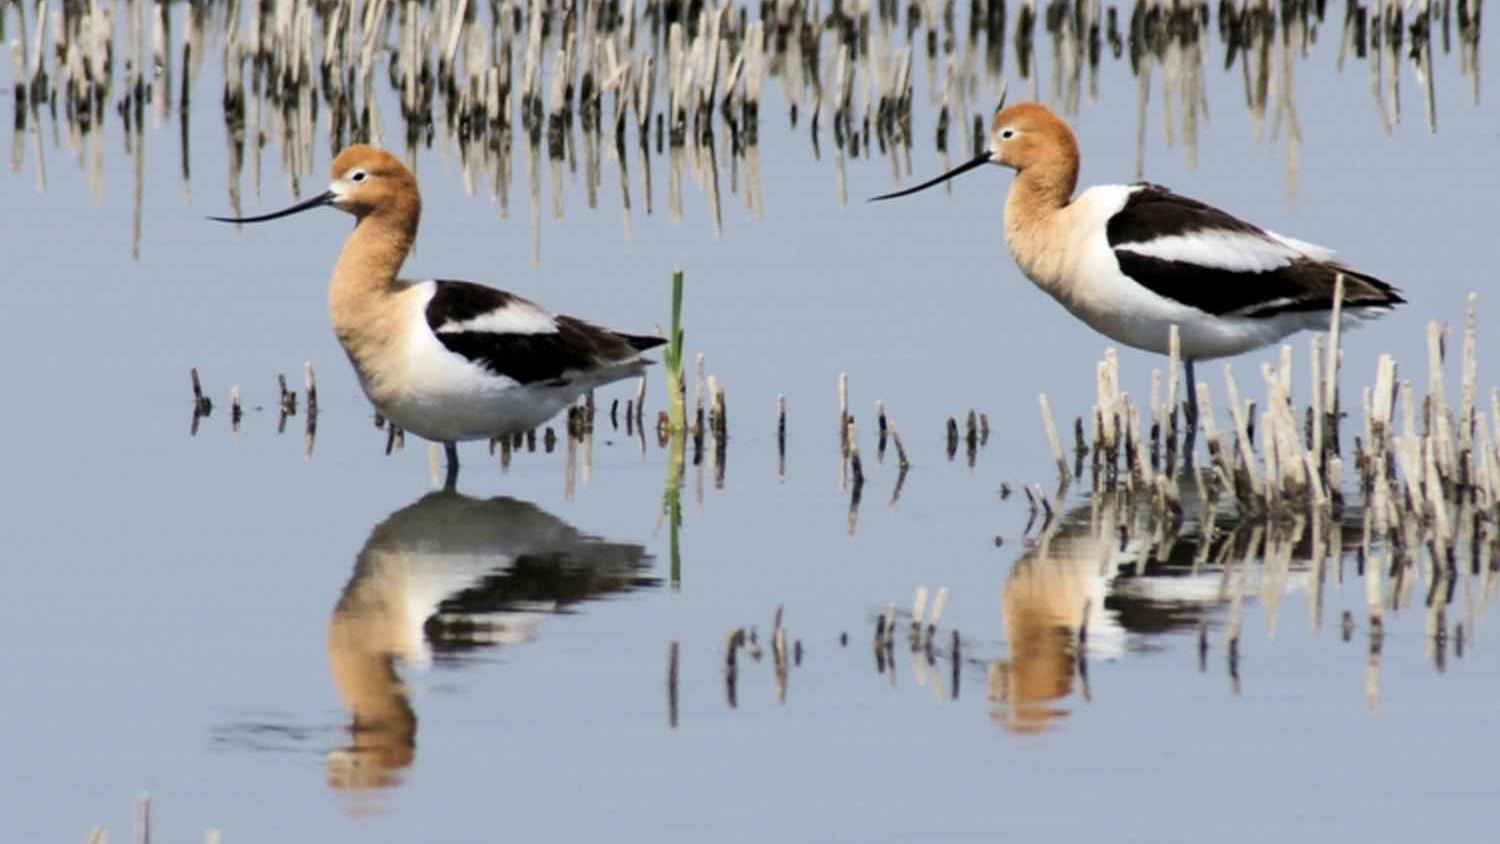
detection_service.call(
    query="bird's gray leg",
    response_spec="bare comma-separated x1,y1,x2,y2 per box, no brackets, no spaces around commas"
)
1182,359,1199,469
444,442,460,490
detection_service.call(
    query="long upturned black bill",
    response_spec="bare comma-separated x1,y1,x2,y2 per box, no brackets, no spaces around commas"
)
867,153,992,202
209,190,337,224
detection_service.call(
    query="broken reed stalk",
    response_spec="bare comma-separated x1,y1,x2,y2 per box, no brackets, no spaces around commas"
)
136,792,150,844
910,586,928,645
1150,369,1164,465
875,606,897,654
1311,333,1325,466
277,373,297,414
963,410,980,467
1461,294,1479,458
304,361,318,417
950,629,961,699
1224,367,1264,497
773,624,790,703
667,639,679,729
1323,274,1345,453
885,411,911,470
724,627,744,708
1031,483,1053,523
190,367,212,413
710,376,727,440
926,586,948,647
1039,392,1070,485
1167,324,1182,424
838,372,849,447
846,418,865,486
771,608,789,696
693,352,707,435
776,393,787,474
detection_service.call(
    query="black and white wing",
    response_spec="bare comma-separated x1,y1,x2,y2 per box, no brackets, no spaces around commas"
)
425,280,666,385
1106,183,1403,319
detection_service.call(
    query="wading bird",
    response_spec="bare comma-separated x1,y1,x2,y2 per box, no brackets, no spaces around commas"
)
871,99,1403,447
213,145,664,487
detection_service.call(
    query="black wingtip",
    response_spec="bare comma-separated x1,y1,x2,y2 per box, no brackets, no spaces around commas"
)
619,333,669,352
1341,268,1406,309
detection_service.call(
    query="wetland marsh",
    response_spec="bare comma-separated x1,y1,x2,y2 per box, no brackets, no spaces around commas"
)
2,0,1496,840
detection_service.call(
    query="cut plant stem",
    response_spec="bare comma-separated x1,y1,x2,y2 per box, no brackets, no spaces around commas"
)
838,372,849,450
777,393,787,476
846,419,865,486
305,361,318,416
190,367,212,413
667,640,679,729
1039,392,1070,485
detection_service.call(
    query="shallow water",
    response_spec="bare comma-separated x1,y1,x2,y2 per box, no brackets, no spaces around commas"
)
2,1,1497,840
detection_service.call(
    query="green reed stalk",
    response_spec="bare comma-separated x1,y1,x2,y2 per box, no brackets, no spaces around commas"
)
665,269,687,432
661,270,687,588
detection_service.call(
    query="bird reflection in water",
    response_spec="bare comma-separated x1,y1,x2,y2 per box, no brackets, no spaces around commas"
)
326,491,655,792
989,490,1340,733
989,500,1128,734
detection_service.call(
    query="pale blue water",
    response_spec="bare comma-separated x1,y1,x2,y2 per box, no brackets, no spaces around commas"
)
1,3,1495,841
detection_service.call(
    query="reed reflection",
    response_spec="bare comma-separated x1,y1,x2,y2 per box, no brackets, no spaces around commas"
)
3,0,1483,258
326,490,656,792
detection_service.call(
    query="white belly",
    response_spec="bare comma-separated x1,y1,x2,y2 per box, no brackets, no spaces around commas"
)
1063,293,1324,360
351,320,627,443
374,378,583,442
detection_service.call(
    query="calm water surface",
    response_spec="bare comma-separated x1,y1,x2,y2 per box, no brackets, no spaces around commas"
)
2,1,1496,840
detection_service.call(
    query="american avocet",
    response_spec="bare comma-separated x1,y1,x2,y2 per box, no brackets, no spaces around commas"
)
872,100,1404,435
212,145,664,486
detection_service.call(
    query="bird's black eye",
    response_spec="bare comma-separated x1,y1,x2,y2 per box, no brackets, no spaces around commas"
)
351,170,368,183
1000,129,1016,140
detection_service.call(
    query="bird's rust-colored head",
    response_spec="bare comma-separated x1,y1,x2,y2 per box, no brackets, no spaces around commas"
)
209,144,421,227
986,102,1079,174
326,145,421,220
868,98,1080,202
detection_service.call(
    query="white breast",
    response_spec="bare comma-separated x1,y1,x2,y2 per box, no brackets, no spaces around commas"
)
356,283,575,441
